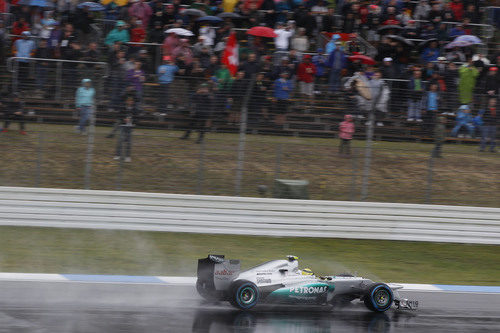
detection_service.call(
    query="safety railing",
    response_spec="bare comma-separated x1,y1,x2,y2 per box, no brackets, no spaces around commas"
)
6,57,109,100
0,187,498,244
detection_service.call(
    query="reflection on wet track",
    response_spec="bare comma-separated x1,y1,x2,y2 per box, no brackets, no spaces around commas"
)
0,282,499,332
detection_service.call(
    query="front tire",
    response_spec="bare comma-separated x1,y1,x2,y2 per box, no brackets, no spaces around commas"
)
364,283,393,312
229,280,260,310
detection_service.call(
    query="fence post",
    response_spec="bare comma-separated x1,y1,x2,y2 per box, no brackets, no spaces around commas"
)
12,61,19,93
83,108,96,190
35,131,43,187
55,62,62,101
197,138,205,195
360,84,383,201
234,76,256,196
274,143,283,180
350,147,358,201
425,153,435,204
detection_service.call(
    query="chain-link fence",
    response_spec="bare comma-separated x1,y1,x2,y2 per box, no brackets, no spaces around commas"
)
0,61,498,207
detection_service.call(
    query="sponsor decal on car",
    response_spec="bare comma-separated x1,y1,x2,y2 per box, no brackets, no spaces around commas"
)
289,285,328,294
257,277,272,284
215,269,234,276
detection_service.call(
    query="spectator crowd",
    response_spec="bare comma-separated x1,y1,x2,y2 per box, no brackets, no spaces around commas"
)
0,0,498,152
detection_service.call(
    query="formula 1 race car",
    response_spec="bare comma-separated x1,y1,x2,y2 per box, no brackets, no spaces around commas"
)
196,255,418,312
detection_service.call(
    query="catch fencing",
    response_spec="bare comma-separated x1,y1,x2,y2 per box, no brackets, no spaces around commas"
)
0,186,499,244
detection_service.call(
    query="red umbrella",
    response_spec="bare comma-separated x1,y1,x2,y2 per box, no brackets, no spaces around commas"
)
247,26,277,38
348,55,376,65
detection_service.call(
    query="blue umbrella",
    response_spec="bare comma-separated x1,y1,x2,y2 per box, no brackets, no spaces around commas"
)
196,16,223,23
18,0,54,7
77,2,106,11
454,35,482,44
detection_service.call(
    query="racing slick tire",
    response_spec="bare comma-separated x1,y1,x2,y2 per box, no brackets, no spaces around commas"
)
229,280,260,310
363,283,394,312
196,279,219,302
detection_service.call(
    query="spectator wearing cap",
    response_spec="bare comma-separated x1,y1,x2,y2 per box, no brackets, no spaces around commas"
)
381,57,397,79
484,66,498,105
479,97,497,152
297,55,317,99
13,31,36,90
128,0,152,30
1,93,26,135
327,42,346,93
75,78,95,135
157,56,179,114
105,21,130,47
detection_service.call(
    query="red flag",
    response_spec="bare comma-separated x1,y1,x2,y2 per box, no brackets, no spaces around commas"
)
222,32,239,76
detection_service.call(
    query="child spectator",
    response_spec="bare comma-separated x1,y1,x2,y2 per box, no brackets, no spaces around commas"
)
339,114,355,155
432,116,447,158
114,96,137,162
75,79,95,135
423,83,440,135
1,93,26,135
407,69,425,122
451,105,474,138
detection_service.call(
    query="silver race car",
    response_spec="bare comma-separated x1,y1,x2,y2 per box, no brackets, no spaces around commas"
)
196,255,418,312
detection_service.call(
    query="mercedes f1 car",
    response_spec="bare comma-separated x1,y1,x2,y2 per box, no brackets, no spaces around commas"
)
196,255,418,312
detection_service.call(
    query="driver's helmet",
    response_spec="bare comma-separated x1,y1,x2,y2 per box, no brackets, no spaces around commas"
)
301,268,314,276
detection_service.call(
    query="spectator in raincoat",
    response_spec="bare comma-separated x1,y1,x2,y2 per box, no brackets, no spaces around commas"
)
327,42,346,93
451,105,474,137
458,59,479,105
128,0,152,29
338,114,355,155
325,34,341,55
105,21,130,47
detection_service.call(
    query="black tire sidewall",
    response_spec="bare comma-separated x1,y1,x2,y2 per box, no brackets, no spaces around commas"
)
364,283,393,312
230,280,259,310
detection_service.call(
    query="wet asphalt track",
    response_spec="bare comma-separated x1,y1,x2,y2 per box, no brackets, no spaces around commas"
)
0,282,500,332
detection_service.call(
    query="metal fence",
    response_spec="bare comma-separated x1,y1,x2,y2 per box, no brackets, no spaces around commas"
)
0,62,498,207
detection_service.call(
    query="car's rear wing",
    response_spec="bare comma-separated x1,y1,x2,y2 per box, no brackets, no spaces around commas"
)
197,255,241,291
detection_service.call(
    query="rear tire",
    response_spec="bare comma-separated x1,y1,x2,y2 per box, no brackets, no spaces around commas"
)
229,280,259,310
364,283,393,312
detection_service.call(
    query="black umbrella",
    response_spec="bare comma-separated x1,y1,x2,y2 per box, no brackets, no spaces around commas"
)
182,8,207,16
418,38,438,49
217,12,241,19
386,34,414,47
377,25,403,34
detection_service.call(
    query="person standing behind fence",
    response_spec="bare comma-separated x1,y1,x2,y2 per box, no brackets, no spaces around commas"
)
432,116,447,158
180,83,212,144
1,93,26,135
157,55,178,114
339,114,355,156
13,31,36,91
75,78,95,135
458,59,479,105
479,98,498,153
114,96,137,162
127,61,146,108
407,69,425,122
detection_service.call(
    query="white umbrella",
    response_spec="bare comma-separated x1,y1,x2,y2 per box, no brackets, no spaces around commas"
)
165,28,194,37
